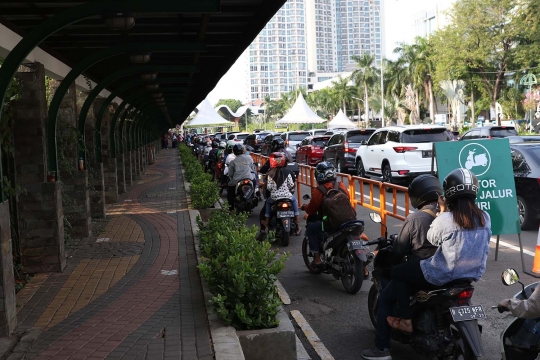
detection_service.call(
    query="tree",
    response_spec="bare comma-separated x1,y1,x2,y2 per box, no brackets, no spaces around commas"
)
440,80,466,128
431,0,533,125
331,75,354,114
351,54,378,126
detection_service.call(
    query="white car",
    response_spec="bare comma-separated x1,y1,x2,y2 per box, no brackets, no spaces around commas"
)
355,125,452,185
227,132,250,143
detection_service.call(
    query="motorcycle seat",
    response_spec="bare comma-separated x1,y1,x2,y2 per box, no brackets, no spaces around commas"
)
339,220,364,229
274,198,293,203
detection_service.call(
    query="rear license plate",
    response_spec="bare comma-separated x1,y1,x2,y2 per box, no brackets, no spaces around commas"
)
450,305,485,322
347,240,365,250
277,211,294,218
422,150,432,158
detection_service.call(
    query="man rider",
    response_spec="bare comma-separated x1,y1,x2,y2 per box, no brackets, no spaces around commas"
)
300,161,351,267
227,144,254,211
361,174,442,360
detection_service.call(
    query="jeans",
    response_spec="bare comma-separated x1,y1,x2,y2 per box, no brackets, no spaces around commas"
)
392,259,433,319
264,197,299,218
375,281,396,350
306,221,323,253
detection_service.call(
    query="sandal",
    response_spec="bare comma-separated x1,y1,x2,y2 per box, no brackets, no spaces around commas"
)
309,261,323,269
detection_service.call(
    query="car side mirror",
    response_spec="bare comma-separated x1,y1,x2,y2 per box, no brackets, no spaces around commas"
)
296,144,301,148
322,142,327,148
361,140,368,145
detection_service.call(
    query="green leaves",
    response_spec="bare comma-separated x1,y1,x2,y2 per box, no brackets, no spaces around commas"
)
197,209,289,330
179,144,219,209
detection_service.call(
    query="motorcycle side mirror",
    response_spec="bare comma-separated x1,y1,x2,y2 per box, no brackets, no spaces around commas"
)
302,194,311,200
502,268,519,286
369,213,381,223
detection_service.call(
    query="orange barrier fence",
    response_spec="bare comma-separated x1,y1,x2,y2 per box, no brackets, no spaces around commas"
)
249,153,410,235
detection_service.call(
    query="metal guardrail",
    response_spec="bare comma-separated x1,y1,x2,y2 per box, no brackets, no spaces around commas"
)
250,153,409,235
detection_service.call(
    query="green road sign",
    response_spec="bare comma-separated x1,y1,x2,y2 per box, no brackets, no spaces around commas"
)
435,139,520,235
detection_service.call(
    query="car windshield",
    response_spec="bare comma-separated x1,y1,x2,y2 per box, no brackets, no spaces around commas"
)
289,133,310,141
312,137,331,146
257,133,271,140
401,129,451,143
524,147,540,164
491,127,518,137
348,133,373,144
237,134,249,140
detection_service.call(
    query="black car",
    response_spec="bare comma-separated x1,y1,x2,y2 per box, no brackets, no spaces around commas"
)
460,126,518,140
261,134,276,156
510,143,540,230
323,129,376,173
244,132,273,153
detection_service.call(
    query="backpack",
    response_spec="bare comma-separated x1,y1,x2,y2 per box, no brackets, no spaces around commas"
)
317,181,357,230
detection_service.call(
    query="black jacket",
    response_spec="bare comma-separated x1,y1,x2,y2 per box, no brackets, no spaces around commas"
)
393,204,438,261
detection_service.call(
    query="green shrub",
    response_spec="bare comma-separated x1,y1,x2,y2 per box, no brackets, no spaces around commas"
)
179,144,219,209
197,210,288,330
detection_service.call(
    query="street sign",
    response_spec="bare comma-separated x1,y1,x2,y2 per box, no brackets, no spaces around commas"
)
434,139,520,235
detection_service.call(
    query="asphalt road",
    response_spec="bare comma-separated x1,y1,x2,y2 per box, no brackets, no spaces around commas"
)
223,176,540,360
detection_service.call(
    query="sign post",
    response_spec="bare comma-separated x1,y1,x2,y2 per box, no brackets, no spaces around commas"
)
434,139,521,261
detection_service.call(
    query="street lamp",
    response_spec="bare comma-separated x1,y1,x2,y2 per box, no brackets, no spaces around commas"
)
367,0,384,127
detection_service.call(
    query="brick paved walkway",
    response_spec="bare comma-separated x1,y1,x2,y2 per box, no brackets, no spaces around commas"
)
12,149,212,360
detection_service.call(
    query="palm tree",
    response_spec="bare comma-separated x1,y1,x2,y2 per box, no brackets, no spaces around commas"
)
440,80,466,128
331,75,354,114
351,54,378,126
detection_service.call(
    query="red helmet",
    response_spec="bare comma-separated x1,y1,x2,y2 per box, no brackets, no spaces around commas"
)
269,152,286,168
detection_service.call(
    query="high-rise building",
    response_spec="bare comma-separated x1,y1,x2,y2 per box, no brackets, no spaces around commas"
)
249,0,384,101
414,1,454,39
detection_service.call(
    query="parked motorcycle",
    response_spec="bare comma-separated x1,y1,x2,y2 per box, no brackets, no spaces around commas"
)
301,194,368,294
234,178,259,213
495,268,540,360
365,212,485,359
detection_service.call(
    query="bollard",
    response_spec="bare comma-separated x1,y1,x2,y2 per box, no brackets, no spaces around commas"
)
532,225,540,273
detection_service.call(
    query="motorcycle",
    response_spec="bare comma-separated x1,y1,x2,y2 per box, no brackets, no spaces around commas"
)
495,268,540,360
264,197,298,247
234,178,259,213
365,212,485,359
465,150,488,170
301,194,368,294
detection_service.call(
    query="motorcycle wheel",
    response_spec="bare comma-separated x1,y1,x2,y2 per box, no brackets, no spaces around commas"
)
281,230,290,247
341,250,364,294
301,237,321,274
449,325,477,360
367,284,379,328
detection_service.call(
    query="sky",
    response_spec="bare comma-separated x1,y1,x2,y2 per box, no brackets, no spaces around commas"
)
206,0,453,106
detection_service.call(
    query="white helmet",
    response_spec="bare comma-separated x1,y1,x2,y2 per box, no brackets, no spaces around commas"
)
219,141,227,149
206,141,212,146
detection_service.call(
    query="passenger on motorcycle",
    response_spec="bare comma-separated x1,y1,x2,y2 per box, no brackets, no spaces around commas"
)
300,161,350,267
227,144,254,211
362,175,442,360
386,168,491,335
260,152,300,232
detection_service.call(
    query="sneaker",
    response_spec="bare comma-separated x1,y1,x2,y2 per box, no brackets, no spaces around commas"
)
361,347,392,360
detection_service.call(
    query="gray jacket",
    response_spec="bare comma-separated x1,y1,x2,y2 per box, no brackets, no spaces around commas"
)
228,154,254,186
393,204,438,261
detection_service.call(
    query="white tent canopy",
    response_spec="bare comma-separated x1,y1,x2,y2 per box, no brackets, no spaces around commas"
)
328,109,358,129
275,93,326,124
185,99,234,128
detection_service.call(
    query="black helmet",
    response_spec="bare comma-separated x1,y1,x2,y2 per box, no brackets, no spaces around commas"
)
271,138,286,152
443,168,479,201
409,175,442,209
212,141,218,148
315,161,336,184
232,144,245,155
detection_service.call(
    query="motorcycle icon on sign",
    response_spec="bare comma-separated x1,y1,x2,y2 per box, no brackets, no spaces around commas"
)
465,149,488,170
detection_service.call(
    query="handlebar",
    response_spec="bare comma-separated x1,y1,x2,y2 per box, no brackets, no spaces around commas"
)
491,305,509,313
366,237,395,247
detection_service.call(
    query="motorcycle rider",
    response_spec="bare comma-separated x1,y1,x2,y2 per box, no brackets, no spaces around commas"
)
362,175,442,360
260,152,301,234
300,161,351,267
499,286,540,318
227,144,254,211
208,141,219,174
386,168,491,335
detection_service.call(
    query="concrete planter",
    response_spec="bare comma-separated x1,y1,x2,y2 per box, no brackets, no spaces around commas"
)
236,307,296,360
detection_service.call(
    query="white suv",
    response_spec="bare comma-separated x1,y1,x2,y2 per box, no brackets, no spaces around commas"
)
355,125,451,185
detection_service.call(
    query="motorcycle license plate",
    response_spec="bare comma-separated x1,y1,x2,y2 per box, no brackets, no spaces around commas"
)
422,150,432,158
449,305,486,322
347,240,365,250
277,211,294,218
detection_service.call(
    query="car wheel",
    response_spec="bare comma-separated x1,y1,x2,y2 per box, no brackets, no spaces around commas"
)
356,158,367,178
382,163,394,193
517,196,536,230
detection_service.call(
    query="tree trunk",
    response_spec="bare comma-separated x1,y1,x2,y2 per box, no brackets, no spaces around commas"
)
470,87,475,126
364,83,369,127
428,80,435,121
415,90,421,124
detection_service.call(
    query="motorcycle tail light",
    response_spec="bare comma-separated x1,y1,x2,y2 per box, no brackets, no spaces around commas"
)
243,179,250,184
393,147,418,153
457,289,474,299
280,203,289,208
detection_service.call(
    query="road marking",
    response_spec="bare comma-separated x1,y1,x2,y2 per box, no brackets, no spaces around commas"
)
291,310,334,360
275,280,291,305
491,238,534,257
161,270,178,275
355,191,409,212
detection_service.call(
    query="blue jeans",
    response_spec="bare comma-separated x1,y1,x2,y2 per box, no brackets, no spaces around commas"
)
306,221,323,254
375,281,395,350
265,197,299,218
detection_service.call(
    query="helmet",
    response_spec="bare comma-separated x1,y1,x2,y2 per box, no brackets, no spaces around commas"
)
271,138,286,152
315,161,336,184
245,145,254,154
443,168,479,201
218,141,227,149
409,175,442,209
232,144,245,155
269,152,286,168
227,140,235,148
206,141,212,146
212,141,218,148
